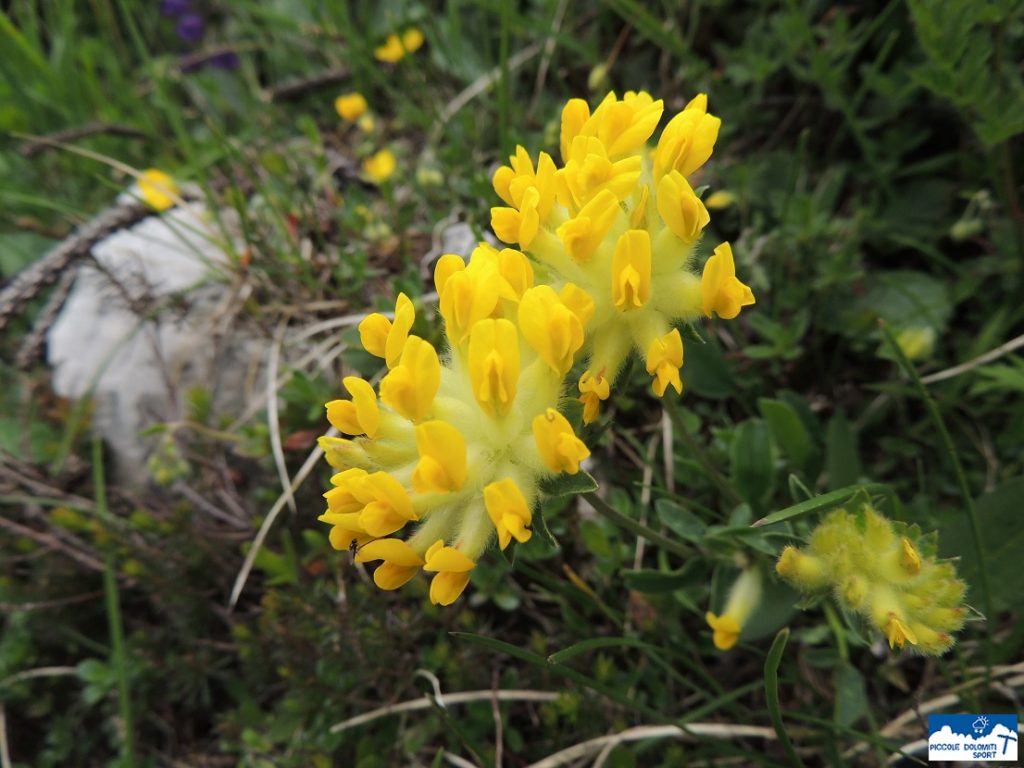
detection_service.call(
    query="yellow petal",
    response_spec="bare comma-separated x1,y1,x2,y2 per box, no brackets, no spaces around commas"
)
656,171,710,242
434,253,466,294
467,318,520,416
379,336,440,422
645,329,684,397
532,408,590,474
412,420,468,493
484,478,533,550
610,230,651,311
385,293,416,368
356,537,424,567
429,571,471,605
358,313,392,358
518,286,585,375
423,542,476,573
705,611,740,650
701,243,755,320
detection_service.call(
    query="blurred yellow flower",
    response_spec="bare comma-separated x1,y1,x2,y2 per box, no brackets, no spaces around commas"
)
374,28,425,63
335,92,368,122
704,190,736,210
357,114,376,133
362,149,396,184
138,169,179,211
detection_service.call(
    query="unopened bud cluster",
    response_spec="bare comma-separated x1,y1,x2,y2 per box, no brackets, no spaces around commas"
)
776,503,968,655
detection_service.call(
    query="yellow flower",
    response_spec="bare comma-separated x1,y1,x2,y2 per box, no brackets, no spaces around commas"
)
468,319,520,417
325,376,380,437
359,293,415,368
374,28,424,63
701,243,755,320
138,169,179,211
611,230,652,311
578,370,610,424
645,329,684,397
319,241,593,605
657,171,710,243
775,502,968,656
704,190,736,210
362,148,396,184
484,479,533,549
518,285,586,375
356,538,424,590
705,567,762,651
335,92,368,122
424,540,475,606
652,93,721,179
489,91,752,404
533,408,590,474
412,421,467,493
379,336,441,422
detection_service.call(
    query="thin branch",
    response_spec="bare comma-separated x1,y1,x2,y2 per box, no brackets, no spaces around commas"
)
920,332,1024,384
266,321,296,515
228,436,331,608
18,122,147,157
527,723,776,768
329,690,559,734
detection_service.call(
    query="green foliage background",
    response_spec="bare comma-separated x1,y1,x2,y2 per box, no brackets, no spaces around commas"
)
1,0,1022,766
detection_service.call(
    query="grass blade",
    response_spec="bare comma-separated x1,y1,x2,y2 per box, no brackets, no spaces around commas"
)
751,483,892,527
92,436,134,766
764,628,803,768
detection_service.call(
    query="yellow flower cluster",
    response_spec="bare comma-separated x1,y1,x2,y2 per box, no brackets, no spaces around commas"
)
319,90,759,606
775,503,968,655
490,92,755,423
318,244,591,605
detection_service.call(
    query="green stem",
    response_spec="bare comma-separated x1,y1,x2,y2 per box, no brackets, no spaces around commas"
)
92,436,134,766
879,322,993,667
583,491,691,559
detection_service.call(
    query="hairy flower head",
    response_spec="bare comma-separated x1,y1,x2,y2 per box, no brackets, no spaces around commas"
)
319,251,591,605
775,501,968,656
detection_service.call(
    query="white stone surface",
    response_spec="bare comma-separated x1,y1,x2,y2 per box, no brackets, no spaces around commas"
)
47,203,259,482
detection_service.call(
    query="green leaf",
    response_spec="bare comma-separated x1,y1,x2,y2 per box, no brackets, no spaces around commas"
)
680,340,735,399
752,484,891,527
833,663,869,728
621,568,693,594
655,499,707,542
730,419,774,505
759,398,813,471
938,476,1024,612
826,412,861,489
540,470,599,498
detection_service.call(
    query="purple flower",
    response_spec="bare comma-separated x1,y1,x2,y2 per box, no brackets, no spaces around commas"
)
160,0,191,16
176,13,205,43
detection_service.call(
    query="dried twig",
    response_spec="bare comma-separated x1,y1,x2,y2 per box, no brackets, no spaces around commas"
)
228,436,330,608
329,690,560,734
527,724,776,768
920,332,1024,384
18,122,147,157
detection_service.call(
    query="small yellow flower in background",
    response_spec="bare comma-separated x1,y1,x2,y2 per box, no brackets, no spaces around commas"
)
138,169,179,211
362,149,396,184
894,326,936,361
357,114,376,133
335,92,368,122
490,91,755,423
705,566,762,650
374,27,425,63
704,189,736,210
318,242,593,606
775,501,968,655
